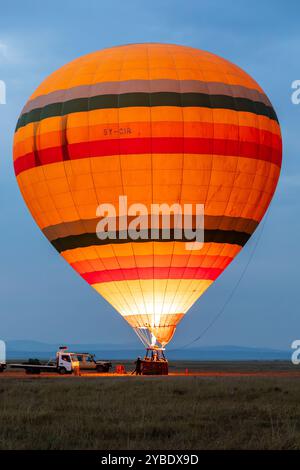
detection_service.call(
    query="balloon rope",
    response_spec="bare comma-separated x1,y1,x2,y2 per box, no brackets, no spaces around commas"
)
172,209,270,351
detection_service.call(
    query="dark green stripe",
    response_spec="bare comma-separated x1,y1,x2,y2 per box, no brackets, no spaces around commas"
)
16,92,278,131
51,229,251,253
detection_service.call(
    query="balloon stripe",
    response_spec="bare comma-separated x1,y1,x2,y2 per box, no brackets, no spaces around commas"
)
14,111,281,147
15,92,278,131
13,122,281,159
51,229,251,253
62,242,242,264
71,255,233,274
22,79,272,114
82,266,222,283
43,215,258,241
14,136,281,176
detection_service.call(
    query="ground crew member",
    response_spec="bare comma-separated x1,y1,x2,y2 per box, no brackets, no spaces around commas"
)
133,357,142,375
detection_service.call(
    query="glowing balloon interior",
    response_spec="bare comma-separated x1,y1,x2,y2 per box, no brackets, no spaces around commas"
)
13,44,282,348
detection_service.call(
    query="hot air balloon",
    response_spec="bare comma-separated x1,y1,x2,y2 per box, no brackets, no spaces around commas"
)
13,44,282,354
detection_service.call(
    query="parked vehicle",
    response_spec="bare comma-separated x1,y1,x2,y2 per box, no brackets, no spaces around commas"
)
9,347,79,375
2,346,112,375
75,353,111,372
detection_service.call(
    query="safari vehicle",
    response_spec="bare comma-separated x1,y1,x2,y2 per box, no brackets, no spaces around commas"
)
75,353,112,372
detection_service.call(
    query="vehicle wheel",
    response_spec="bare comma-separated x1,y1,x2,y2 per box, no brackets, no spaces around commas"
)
59,367,67,375
96,365,104,373
0,367,3,373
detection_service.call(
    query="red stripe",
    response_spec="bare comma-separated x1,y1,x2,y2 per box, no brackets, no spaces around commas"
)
14,136,282,176
71,255,233,274
81,266,222,284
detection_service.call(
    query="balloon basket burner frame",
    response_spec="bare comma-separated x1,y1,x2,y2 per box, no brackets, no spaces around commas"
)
141,347,169,375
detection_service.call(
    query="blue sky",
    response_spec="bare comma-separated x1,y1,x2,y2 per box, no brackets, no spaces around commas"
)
0,0,298,350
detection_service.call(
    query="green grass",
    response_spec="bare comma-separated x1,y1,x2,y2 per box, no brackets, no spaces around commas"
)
0,376,300,449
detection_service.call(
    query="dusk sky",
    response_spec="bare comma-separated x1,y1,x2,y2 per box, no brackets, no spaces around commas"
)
0,1,298,350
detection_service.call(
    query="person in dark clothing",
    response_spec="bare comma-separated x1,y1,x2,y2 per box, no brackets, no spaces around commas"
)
134,356,142,375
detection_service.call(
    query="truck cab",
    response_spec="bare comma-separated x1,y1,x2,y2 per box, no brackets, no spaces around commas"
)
56,352,79,374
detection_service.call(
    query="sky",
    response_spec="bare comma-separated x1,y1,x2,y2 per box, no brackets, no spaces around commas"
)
0,0,298,350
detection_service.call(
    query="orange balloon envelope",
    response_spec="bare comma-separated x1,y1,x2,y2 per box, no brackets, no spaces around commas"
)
13,44,282,348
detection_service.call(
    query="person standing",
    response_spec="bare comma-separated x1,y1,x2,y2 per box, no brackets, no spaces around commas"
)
134,357,142,375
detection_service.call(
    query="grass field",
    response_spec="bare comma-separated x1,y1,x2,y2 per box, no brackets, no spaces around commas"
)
1,366,300,450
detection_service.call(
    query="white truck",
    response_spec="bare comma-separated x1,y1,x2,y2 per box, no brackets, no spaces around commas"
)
9,347,79,375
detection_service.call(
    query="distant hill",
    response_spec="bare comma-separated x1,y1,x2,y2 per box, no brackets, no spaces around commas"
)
4,340,291,361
